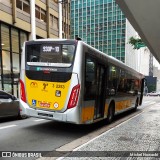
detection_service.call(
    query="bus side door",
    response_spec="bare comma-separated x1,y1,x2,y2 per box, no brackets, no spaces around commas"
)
94,64,106,119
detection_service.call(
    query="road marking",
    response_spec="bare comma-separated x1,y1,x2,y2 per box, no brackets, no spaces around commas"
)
148,102,156,105
0,125,17,130
143,101,151,103
142,101,156,106
34,119,46,122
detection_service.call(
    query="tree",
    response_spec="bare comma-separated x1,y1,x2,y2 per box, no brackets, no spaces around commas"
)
129,36,146,50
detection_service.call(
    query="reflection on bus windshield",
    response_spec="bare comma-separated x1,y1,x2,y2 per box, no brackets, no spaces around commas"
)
26,44,75,65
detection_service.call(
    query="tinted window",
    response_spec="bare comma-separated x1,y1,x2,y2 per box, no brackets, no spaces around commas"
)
107,65,120,96
84,57,97,100
26,43,75,67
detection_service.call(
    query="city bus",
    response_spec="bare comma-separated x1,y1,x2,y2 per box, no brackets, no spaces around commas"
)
19,39,144,124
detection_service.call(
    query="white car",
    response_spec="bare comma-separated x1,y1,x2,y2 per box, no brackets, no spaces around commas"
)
146,91,160,96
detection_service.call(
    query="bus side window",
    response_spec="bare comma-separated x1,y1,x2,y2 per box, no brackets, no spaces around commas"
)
107,65,119,96
62,45,75,63
84,58,96,100
117,69,126,93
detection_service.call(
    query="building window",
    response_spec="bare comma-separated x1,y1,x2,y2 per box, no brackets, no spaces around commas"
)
54,17,59,29
35,5,46,22
50,14,59,29
0,22,28,96
16,0,30,14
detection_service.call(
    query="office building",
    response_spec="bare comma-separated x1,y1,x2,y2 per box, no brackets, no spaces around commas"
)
71,0,126,62
0,0,70,97
71,0,155,79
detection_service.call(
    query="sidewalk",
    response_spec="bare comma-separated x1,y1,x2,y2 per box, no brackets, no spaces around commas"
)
56,101,160,159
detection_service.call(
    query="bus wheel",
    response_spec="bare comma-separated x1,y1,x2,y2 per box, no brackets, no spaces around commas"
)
134,98,139,111
107,103,115,123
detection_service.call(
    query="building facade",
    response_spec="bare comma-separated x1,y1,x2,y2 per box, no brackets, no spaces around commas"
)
125,21,150,75
71,0,126,62
70,0,154,77
0,0,70,97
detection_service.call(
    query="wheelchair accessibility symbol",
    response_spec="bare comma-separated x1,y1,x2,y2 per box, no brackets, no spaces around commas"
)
32,100,37,106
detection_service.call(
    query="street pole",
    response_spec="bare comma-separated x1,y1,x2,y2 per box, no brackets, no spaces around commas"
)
59,1,63,38
30,0,36,40
64,1,66,38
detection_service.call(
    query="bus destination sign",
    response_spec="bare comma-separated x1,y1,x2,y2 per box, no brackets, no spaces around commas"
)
40,44,61,54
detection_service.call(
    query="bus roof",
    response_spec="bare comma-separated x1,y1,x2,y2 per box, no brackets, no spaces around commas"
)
26,38,77,44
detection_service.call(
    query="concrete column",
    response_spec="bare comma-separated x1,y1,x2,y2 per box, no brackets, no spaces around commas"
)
12,0,17,24
47,0,50,38
30,0,36,40
59,1,63,38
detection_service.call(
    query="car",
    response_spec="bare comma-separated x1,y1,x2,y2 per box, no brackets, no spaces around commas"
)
146,91,160,96
0,90,27,119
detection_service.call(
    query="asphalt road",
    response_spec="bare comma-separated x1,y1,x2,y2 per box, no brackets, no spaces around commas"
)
0,96,159,158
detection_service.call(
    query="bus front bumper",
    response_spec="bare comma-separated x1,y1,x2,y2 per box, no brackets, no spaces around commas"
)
19,99,79,124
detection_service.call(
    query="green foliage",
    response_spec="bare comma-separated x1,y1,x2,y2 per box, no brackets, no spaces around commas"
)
129,36,146,50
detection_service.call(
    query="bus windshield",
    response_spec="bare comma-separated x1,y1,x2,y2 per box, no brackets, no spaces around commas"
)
26,43,76,67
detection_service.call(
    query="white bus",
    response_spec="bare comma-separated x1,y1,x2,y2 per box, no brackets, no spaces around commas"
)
19,39,144,124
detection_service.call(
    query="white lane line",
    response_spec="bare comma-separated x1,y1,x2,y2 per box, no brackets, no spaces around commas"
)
142,102,156,106
148,102,156,105
143,101,152,104
34,119,46,122
0,125,17,130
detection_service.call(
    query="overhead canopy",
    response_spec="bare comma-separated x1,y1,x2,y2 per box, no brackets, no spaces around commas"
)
116,0,160,63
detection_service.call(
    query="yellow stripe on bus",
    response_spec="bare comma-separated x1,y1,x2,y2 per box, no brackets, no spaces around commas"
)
104,104,109,115
115,100,131,111
81,106,94,123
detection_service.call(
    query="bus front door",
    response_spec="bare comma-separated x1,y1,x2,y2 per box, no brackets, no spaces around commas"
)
94,65,106,119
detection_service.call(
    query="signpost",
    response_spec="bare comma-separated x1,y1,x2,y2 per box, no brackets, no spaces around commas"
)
135,42,146,49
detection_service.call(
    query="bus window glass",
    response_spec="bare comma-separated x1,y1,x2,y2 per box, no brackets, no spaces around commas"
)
125,74,135,93
118,71,139,95
26,44,75,67
84,58,96,100
108,65,119,95
117,69,126,93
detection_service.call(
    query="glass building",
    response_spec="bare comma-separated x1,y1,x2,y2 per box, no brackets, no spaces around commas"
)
71,0,126,62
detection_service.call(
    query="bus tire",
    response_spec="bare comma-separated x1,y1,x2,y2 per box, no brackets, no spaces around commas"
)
134,98,139,111
107,102,115,123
